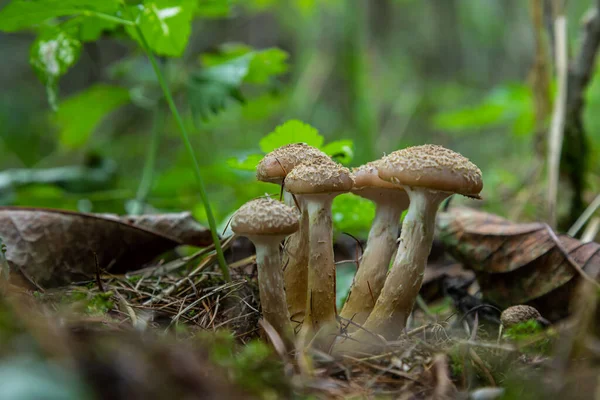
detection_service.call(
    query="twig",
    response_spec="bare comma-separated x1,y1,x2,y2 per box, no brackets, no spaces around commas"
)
581,217,600,243
568,193,600,236
546,0,568,228
544,223,600,289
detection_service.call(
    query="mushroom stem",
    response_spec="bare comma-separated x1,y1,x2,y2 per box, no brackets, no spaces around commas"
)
337,188,448,352
251,235,294,345
302,194,337,337
281,193,309,324
340,199,403,327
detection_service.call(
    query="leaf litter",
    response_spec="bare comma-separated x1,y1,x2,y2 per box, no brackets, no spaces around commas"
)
0,206,599,399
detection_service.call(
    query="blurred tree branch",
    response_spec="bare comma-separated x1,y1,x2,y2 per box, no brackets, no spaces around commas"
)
545,0,600,228
562,1,600,227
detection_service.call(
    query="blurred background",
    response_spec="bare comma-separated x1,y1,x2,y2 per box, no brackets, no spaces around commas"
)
0,0,599,238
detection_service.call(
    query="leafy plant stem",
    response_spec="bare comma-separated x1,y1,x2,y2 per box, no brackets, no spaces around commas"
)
131,106,164,216
86,11,135,26
131,20,231,281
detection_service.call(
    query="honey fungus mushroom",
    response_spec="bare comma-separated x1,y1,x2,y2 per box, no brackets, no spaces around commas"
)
231,197,300,344
336,145,482,353
501,305,548,328
284,158,353,343
256,144,331,324
340,162,409,328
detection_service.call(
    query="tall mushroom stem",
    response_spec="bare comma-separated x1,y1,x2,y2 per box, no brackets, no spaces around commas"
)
337,188,449,352
340,197,403,327
251,235,294,345
302,194,337,339
282,193,310,324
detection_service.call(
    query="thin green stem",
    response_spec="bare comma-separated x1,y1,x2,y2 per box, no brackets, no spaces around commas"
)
131,107,164,216
130,18,230,280
86,10,135,26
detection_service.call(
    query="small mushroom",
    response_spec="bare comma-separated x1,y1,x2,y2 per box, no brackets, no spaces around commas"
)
257,144,330,323
501,305,548,328
338,145,482,351
231,197,300,343
340,163,409,328
284,158,353,341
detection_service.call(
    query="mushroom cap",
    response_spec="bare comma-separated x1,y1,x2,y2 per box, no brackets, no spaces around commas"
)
284,158,353,195
256,143,330,184
500,305,542,328
231,197,299,236
377,144,483,197
352,162,402,190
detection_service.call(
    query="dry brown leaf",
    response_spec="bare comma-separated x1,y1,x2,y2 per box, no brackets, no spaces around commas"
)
0,207,212,288
437,207,600,320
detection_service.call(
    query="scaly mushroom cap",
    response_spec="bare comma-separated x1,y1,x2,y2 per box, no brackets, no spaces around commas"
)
352,162,401,190
500,305,543,328
284,158,354,195
377,144,483,197
231,197,299,236
256,143,330,183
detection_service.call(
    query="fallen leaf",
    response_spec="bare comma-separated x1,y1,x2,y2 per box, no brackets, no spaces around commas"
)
437,207,600,320
0,207,212,288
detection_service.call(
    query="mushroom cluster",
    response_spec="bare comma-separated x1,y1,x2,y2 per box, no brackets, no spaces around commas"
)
231,142,483,354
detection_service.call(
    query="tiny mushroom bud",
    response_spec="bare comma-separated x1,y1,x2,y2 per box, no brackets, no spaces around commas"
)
340,162,409,328
284,158,354,342
336,145,482,353
231,197,300,344
256,144,331,323
501,305,548,328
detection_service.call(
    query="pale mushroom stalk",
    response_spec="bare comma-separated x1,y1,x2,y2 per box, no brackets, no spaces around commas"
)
257,144,330,322
231,198,300,346
303,194,337,331
340,194,405,326
334,145,482,354
285,159,353,347
250,235,294,340
354,188,449,341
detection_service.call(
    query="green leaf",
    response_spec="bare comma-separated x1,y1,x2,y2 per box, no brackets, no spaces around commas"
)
188,55,249,121
53,84,130,148
125,0,195,57
200,44,289,84
321,139,354,164
259,120,324,153
332,193,375,236
245,48,289,84
433,83,534,138
0,0,120,32
196,0,231,17
78,16,119,41
30,27,82,110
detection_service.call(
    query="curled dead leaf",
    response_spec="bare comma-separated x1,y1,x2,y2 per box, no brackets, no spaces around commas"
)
0,207,212,288
438,207,600,321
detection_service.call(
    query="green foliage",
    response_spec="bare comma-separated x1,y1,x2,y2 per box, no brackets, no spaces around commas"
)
0,0,120,32
228,120,355,172
259,119,324,152
202,331,290,399
53,84,130,149
503,320,552,354
332,193,375,235
29,28,82,110
124,0,196,57
433,83,535,138
64,290,115,315
189,45,289,121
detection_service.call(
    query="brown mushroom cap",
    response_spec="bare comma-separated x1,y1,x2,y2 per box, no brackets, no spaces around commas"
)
352,163,402,190
256,143,330,183
377,144,483,197
284,158,353,195
231,197,299,236
500,305,543,328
